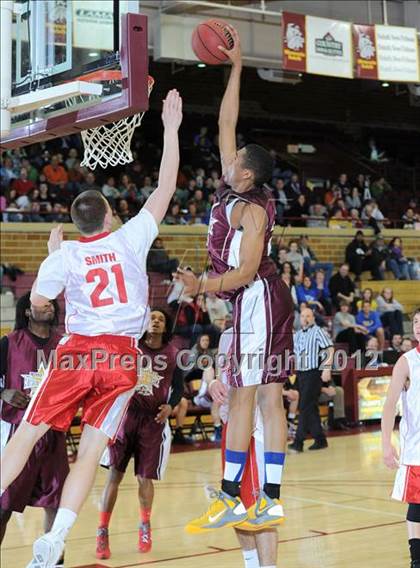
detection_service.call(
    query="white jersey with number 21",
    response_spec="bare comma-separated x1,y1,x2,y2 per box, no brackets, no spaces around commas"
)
35,209,158,339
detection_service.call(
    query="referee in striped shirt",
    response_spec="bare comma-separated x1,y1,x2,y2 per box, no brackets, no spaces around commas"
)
289,307,334,452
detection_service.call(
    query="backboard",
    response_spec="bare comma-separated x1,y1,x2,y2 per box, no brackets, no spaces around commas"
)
0,0,149,150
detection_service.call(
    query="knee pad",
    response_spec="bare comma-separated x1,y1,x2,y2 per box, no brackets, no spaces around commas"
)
407,503,420,523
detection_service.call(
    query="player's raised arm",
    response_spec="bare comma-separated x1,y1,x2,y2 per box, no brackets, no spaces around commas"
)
381,355,408,469
143,89,183,225
217,26,242,176
30,225,66,307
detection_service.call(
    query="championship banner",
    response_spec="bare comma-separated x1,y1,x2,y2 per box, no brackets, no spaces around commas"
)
375,25,420,83
353,24,378,79
306,16,353,79
282,12,306,73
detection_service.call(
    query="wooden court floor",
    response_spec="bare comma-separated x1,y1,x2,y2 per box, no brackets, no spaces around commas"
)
2,431,407,568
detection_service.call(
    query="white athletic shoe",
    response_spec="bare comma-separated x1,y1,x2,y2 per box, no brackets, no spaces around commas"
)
26,529,66,568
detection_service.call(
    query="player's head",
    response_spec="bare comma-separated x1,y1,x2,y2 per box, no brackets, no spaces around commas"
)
147,309,173,344
70,190,112,235
412,308,420,343
225,144,273,188
300,307,315,329
14,292,59,330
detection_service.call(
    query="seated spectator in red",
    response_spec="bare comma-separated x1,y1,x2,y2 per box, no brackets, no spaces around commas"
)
329,263,355,310
324,184,342,210
174,294,220,347
11,167,35,196
356,300,385,351
42,154,68,188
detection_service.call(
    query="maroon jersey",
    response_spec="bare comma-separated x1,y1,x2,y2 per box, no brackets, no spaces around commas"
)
2,329,61,424
207,182,277,300
132,341,178,414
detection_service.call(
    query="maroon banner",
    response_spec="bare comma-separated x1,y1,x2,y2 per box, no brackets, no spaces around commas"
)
353,24,378,79
282,12,306,72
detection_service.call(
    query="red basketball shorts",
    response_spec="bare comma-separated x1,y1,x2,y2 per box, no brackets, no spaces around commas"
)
392,465,420,504
24,334,140,439
221,423,264,508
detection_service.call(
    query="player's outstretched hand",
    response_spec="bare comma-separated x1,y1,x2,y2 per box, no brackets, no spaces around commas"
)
155,404,172,424
383,443,399,469
48,224,63,254
161,89,183,131
218,25,241,66
173,268,205,297
1,388,30,409
209,379,229,404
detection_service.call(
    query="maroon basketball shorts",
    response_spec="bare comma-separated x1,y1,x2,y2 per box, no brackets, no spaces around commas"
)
228,277,294,387
107,404,172,480
0,425,69,513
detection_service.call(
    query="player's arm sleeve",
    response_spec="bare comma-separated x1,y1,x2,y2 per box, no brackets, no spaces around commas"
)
0,336,9,389
119,208,159,260
168,366,185,409
35,250,66,299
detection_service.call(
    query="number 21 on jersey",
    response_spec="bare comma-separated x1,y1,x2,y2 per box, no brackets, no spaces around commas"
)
86,264,128,308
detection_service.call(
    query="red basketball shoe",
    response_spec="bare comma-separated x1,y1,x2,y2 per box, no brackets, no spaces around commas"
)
96,527,111,560
138,523,152,553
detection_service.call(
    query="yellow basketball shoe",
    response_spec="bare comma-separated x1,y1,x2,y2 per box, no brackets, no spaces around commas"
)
238,491,285,531
185,489,247,534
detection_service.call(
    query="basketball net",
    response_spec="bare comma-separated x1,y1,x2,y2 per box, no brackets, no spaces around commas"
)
66,75,154,170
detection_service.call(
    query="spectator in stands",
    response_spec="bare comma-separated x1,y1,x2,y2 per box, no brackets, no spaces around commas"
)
354,173,367,193
333,301,368,354
345,230,382,281
67,160,84,196
65,148,79,170
174,294,220,347
285,172,303,202
337,173,351,197
324,184,342,211
11,167,35,196
402,207,419,229
368,138,387,162
363,336,383,367
42,154,68,189
146,237,179,277
205,292,230,331
186,334,215,381
356,300,385,351
314,269,332,315
164,202,183,225
49,203,70,223
346,187,362,211
288,194,309,226
101,176,120,207
369,234,388,279
116,199,131,224
140,176,155,201
329,263,355,310
80,171,100,194
307,201,328,228
299,235,333,281
387,237,417,280
356,288,378,311
296,276,323,311
0,157,17,187
287,240,304,282
193,126,212,149
376,287,404,337
389,333,403,353
192,189,209,216
182,201,206,225
401,337,414,353
272,178,288,224
370,176,391,201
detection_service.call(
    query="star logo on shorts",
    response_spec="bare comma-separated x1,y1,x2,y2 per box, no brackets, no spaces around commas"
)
21,363,47,397
135,368,164,396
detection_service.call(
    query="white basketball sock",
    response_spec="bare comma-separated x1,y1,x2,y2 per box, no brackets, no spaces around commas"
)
242,548,260,568
51,507,78,537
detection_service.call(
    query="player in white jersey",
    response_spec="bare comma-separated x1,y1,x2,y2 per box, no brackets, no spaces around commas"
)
205,330,280,567
0,89,183,568
382,308,420,568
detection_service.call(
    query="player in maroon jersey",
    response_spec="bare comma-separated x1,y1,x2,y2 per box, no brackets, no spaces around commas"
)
178,28,294,533
95,310,184,559
0,293,68,564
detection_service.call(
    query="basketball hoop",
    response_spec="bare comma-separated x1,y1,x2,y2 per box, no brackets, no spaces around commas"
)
65,72,154,170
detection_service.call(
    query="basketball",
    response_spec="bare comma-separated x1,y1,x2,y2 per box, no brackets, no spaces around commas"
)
191,19,235,65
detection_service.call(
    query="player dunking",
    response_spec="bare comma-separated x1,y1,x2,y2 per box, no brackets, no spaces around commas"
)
0,293,68,560
178,29,294,532
96,309,184,558
382,308,420,568
0,89,182,568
